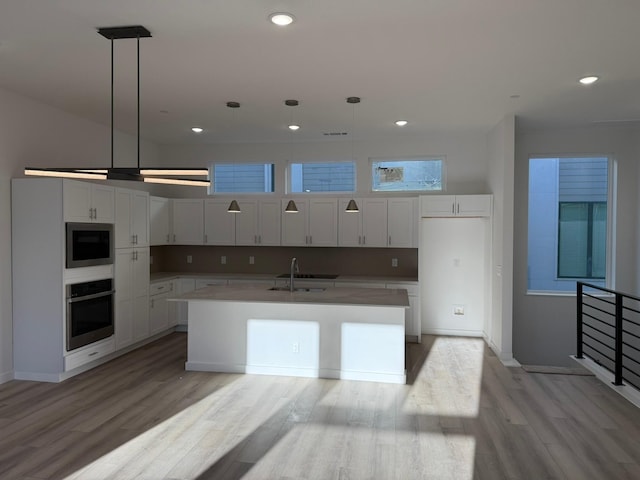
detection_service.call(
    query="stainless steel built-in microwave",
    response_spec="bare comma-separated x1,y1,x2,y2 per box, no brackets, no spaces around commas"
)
65,222,114,268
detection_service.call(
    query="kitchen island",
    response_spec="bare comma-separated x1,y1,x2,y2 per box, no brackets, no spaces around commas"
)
172,284,409,384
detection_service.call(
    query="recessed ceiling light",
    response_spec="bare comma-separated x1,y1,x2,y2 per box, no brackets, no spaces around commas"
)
191,127,203,133
288,124,300,131
579,76,599,85
269,13,294,26
395,120,408,127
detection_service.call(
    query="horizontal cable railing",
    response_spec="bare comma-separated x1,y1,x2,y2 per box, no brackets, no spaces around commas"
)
577,282,640,390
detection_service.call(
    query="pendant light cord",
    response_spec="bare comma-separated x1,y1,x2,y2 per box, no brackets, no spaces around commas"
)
137,34,140,169
110,38,114,169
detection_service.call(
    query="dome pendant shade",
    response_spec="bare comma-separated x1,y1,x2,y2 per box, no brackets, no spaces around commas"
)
227,200,241,213
285,200,299,213
345,199,359,212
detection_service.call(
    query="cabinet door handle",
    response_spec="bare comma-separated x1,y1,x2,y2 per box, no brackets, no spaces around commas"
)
363,236,366,245
94,208,97,219
135,250,138,261
135,234,138,244
166,234,170,243
452,203,455,214
309,235,312,244
204,234,208,243
358,235,361,245
88,351,98,357
173,234,176,243
389,236,391,246
258,235,262,244
254,235,257,244
457,203,460,214
150,299,154,308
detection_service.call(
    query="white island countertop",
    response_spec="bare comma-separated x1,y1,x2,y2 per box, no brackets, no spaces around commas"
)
170,284,410,308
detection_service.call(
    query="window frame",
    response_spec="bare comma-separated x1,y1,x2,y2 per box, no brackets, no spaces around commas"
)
369,156,446,193
286,160,357,194
208,163,275,195
527,155,614,295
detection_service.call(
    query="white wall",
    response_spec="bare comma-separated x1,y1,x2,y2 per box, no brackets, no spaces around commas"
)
514,125,639,366
157,132,490,197
0,86,158,383
486,115,515,363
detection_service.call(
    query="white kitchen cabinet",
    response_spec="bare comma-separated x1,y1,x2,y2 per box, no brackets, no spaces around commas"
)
420,194,492,218
149,279,174,335
114,247,149,349
172,199,204,245
150,196,171,245
387,282,420,342
281,198,338,246
176,278,196,327
204,199,235,245
338,198,387,247
235,199,281,246
63,179,115,223
115,188,149,248
387,197,417,248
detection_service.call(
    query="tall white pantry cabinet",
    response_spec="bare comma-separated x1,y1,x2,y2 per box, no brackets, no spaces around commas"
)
12,178,154,382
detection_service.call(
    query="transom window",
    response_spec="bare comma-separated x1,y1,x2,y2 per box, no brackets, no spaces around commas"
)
290,162,355,193
371,158,443,192
210,164,274,193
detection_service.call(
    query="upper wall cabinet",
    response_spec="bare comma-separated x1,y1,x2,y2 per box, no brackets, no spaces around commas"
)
235,199,281,246
204,199,235,245
387,197,418,248
63,180,115,223
338,198,388,247
420,194,492,218
172,199,204,245
115,188,149,248
339,197,417,248
281,198,338,246
150,196,171,246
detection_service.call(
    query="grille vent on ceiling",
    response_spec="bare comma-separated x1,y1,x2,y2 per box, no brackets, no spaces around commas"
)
323,132,348,136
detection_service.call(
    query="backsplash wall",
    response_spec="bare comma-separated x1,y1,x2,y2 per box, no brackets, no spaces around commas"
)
151,246,418,278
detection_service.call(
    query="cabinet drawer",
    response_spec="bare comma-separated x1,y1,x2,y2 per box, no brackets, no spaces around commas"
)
65,337,115,371
150,280,174,296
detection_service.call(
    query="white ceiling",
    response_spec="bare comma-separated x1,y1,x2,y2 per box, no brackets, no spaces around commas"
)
1,0,639,146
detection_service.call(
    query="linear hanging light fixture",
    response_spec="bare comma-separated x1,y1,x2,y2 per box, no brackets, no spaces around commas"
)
24,25,210,187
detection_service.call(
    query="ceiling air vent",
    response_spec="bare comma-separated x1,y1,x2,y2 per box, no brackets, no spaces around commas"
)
323,132,348,136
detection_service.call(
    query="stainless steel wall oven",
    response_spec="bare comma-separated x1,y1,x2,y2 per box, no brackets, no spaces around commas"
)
66,278,114,351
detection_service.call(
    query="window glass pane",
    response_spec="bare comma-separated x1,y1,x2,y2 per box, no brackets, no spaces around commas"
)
528,157,609,292
371,159,443,192
558,203,588,278
211,164,274,193
290,162,355,192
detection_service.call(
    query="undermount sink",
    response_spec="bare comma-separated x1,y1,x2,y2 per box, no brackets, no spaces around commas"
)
268,287,327,293
275,273,338,279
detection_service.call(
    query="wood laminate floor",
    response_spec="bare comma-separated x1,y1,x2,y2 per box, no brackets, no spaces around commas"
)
1,333,640,479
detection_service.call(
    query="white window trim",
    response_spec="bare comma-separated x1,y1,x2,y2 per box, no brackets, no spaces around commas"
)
526,154,615,295
286,159,357,194
368,156,446,193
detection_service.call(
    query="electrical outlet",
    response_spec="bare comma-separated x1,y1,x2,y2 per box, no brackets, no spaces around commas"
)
292,342,299,353
221,255,226,265
391,258,398,267
186,255,192,264
453,305,465,315
249,256,255,265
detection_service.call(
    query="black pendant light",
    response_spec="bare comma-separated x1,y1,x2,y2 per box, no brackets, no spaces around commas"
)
25,25,210,187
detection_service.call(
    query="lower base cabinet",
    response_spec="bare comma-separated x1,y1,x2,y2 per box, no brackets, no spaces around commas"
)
149,280,175,335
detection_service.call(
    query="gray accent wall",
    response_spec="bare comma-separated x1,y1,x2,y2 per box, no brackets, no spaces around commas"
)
514,126,639,366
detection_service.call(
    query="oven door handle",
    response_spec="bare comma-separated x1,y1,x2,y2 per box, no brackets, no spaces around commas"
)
67,290,115,303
